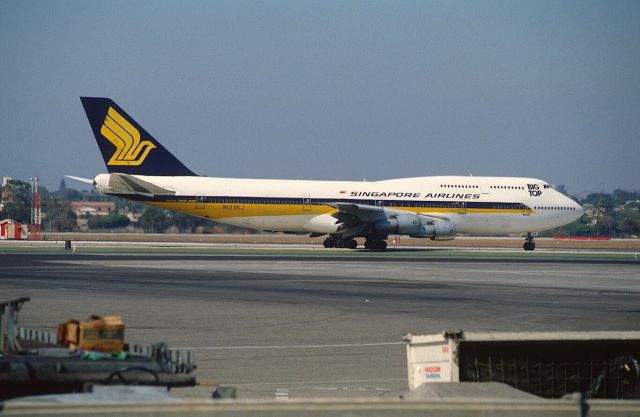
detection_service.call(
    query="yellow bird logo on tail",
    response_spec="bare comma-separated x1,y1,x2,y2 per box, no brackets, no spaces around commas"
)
100,107,156,166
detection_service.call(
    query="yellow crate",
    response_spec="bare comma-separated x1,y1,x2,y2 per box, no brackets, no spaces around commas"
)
78,316,124,352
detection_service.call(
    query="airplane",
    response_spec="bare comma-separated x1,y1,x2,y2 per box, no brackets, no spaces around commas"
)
72,97,584,251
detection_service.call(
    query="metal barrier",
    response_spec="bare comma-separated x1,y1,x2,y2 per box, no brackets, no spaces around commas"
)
0,297,30,353
17,326,56,345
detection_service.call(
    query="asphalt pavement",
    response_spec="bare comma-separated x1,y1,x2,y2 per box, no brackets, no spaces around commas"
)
1,250,638,399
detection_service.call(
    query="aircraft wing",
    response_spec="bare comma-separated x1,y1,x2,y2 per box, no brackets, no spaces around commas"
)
320,202,387,223
315,202,455,239
105,173,175,197
417,212,451,221
321,202,450,224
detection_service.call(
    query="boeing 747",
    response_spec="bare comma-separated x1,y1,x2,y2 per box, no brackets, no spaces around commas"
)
74,97,584,250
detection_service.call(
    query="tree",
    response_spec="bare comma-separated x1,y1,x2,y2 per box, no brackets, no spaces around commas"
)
88,212,130,229
594,212,616,237
583,193,613,210
138,206,172,233
43,199,77,232
170,211,209,233
619,217,640,237
58,187,82,201
0,179,31,223
0,202,31,224
613,189,639,206
619,205,640,237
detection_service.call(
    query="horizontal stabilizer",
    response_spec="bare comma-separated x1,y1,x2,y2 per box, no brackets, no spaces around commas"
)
65,175,94,185
107,173,175,197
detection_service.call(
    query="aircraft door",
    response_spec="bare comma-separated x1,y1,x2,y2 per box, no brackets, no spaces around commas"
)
195,194,206,209
480,181,490,194
303,196,311,211
457,202,467,214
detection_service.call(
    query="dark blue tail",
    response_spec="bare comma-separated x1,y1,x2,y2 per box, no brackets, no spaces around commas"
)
80,97,196,176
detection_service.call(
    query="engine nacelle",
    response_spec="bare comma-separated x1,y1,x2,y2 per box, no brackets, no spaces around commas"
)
373,211,422,235
303,214,343,234
410,218,456,240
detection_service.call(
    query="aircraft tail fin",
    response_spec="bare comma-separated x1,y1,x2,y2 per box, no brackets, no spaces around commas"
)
80,97,197,176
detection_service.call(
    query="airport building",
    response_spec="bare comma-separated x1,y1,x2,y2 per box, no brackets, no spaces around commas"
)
0,219,28,240
69,201,116,217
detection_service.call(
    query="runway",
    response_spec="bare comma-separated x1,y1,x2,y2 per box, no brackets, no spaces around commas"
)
1,247,638,399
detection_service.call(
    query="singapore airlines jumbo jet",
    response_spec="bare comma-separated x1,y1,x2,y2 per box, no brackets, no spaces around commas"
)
73,97,584,251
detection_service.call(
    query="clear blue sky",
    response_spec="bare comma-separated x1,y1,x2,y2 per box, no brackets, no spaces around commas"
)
1,0,638,194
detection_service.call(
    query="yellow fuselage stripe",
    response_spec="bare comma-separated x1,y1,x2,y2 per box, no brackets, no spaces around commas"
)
145,201,535,220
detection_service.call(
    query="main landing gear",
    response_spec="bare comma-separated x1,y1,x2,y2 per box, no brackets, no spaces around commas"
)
523,232,536,251
322,237,388,250
364,240,387,250
323,237,358,249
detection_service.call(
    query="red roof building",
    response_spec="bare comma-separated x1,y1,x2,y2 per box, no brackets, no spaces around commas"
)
0,219,28,240
69,201,116,217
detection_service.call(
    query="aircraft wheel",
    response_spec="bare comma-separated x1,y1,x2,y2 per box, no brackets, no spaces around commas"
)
523,232,536,251
365,240,387,250
323,238,335,248
335,239,346,248
369,240,387,250
347,239,358,249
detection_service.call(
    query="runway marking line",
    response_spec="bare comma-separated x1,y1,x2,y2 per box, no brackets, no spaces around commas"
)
226,378,407,387
172,342,404,350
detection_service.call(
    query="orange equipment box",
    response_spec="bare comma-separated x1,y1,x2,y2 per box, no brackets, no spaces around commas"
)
57,316,125,352
78,316,124,352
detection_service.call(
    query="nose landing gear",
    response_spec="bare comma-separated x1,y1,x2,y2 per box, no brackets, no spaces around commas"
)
523,232,536,251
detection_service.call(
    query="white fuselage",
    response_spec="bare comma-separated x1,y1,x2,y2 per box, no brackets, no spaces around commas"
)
95,174,584,236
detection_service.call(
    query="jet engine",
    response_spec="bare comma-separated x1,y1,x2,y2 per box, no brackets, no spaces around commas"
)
373,211,422,235
410,218,456,240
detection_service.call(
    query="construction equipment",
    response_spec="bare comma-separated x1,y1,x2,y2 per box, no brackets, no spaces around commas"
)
0,297,196,400
58,316,125,352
